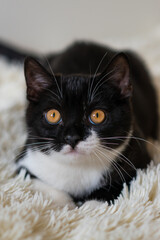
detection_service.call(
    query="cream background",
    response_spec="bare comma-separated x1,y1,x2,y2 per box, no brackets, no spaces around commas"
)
0,0,160,52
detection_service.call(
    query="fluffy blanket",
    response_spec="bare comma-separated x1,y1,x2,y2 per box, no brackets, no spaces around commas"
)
0,28,160,240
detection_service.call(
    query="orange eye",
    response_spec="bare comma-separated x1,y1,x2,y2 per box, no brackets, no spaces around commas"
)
45,109,61,124
89,110,105,124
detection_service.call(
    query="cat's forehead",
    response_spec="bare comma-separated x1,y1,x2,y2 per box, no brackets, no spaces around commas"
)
63,75,89,88
41,74,109,108
58,74,107,106
62,75,89,98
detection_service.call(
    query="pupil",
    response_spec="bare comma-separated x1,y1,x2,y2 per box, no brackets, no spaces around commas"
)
96,112,99,118
53,112,55,118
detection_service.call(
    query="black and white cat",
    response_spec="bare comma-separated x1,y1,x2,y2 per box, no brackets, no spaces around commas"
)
1,41,158,206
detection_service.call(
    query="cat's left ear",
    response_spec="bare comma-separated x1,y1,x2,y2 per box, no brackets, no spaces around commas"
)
102,53,132,98
24,57,53,102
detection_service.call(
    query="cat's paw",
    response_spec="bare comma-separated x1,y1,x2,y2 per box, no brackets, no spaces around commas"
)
31,179,76,209
52,191,76,209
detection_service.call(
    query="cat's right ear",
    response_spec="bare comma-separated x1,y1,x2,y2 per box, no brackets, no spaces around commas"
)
24,57,53,102
100,53,132,98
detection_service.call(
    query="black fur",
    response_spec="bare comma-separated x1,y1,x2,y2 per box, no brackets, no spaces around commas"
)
1,41,158,203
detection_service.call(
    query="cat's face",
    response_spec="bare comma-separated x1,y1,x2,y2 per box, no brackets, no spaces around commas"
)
24,55,132,164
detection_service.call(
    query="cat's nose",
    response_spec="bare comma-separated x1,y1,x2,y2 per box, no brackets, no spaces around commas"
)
64,134,80,149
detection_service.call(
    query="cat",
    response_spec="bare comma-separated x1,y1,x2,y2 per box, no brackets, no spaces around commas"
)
0,41,158,207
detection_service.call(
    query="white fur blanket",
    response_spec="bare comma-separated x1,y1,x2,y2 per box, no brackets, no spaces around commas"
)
0,28,160,240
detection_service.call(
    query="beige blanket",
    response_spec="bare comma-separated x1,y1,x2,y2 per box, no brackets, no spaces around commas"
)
0,28,160,240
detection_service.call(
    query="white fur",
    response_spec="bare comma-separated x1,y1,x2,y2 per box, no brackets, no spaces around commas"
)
17,130,131,196
32,179,75,209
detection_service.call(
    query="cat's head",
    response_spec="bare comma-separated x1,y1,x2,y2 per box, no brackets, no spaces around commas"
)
24,54,133,165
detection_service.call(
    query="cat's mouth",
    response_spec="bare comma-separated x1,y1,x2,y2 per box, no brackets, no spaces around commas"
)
63,147,85,156
61,145,87,156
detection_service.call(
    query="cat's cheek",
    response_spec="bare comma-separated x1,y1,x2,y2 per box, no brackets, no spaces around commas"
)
76,130,99,155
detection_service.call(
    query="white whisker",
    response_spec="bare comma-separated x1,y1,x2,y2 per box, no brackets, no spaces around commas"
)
99,145,136,171
44,56,62,98
100,135,160,152
88,51,108,101
96,148,125,183
90,69,115,102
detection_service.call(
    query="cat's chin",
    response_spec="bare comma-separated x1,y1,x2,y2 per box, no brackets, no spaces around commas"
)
64,150,84,156
60,146,90,163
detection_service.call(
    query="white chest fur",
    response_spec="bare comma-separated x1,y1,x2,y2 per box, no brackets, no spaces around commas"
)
17,149,106,196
